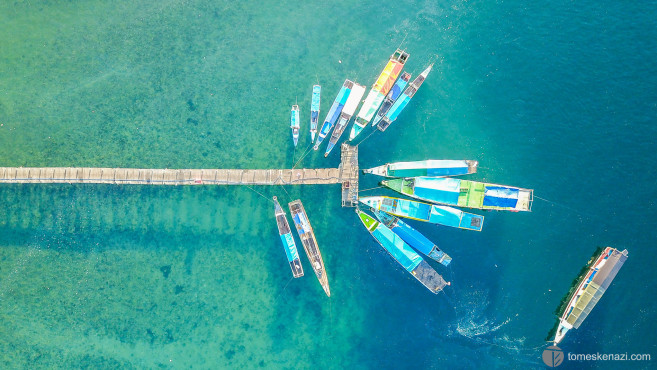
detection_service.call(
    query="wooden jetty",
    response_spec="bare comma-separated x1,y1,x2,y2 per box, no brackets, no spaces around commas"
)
0,144,360,207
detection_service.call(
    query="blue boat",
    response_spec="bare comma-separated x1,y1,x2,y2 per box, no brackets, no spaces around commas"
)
372,209,452,266
371,71,411,127
273,196,304,278
324,82,366,157
314,80,352,150
356,209,449,293
359,196,484,231
310,85,321,143
363,159,478,178
378,64,432,132
290,105,300,147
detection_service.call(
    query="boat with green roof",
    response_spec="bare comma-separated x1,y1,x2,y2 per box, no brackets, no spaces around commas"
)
382,177,533,212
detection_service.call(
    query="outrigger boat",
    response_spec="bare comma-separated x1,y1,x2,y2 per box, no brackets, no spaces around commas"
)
325,82,366,157
363,160,478,178
372,209,452,266
273,196,304,278
356,209,449,293
349,49,409,141
378,64,432,132
549,247,628,345
314,80,352,150
359,196,484,231
371,71,411,127
382,177,533,212
288,200,331,297
290,105,300,147
310,85,321,142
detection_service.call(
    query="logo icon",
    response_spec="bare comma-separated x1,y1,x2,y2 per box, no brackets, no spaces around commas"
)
542,345,564,367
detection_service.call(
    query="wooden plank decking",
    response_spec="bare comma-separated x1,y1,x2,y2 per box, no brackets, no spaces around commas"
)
0,144,360,206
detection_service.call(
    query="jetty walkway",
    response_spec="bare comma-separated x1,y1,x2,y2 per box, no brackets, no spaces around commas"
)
0,145,359,206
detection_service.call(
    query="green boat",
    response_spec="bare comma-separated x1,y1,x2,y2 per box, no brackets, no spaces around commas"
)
382,177,533,212
355,209,449,293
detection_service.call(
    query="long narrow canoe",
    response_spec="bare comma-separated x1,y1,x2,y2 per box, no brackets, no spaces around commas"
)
372,209,452,266
325,82,366,157
382,177,533,212
363,160,478,178
378,64,432,132
349,49,409,141
273,196,304,278
288,200,330,297
314,80,352,150
356,209,449,293
552,247,628,345
371,72,411,127
290,105,300,147
359,196,484,231
310,85,321,143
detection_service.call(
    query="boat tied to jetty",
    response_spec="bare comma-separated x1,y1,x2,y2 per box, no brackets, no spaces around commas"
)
377,64,432,132
325,82,366,157
363,159,478,178
549,247,628,345
289,200,331,296
315,80,352,150
382,177,533,212
310,85,321,143
350,49,409,141
356,209,449,293
372,209,452,266
371,71,411,128
359,196,484,231
273,197,304,278
290,105,300,147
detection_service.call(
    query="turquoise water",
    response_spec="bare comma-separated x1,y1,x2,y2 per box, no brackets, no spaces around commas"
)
1,0,656,368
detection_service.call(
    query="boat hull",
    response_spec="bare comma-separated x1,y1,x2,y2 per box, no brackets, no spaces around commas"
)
289,200,330,296
310,85,321,142
356,209,448,293
382,177,533,212
315,80,353,150
273,197,304,278
372,209,452,266
359,196,484,231
377,64,431,132
552,247,628,345
363,160,478,177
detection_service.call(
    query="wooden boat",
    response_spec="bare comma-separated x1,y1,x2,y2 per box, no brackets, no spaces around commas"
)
382,177,533,212
359,196,484,231
349,49,409,141
372,209,452,266
273,196,304,278
314,80,353,150
310,85,321,143
356,209,449,293
550,247,628,345
324,82,366,157
289,200,330,296
378,64,432,132
363,159,478,178
291,105,300,147
371,71,411,127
